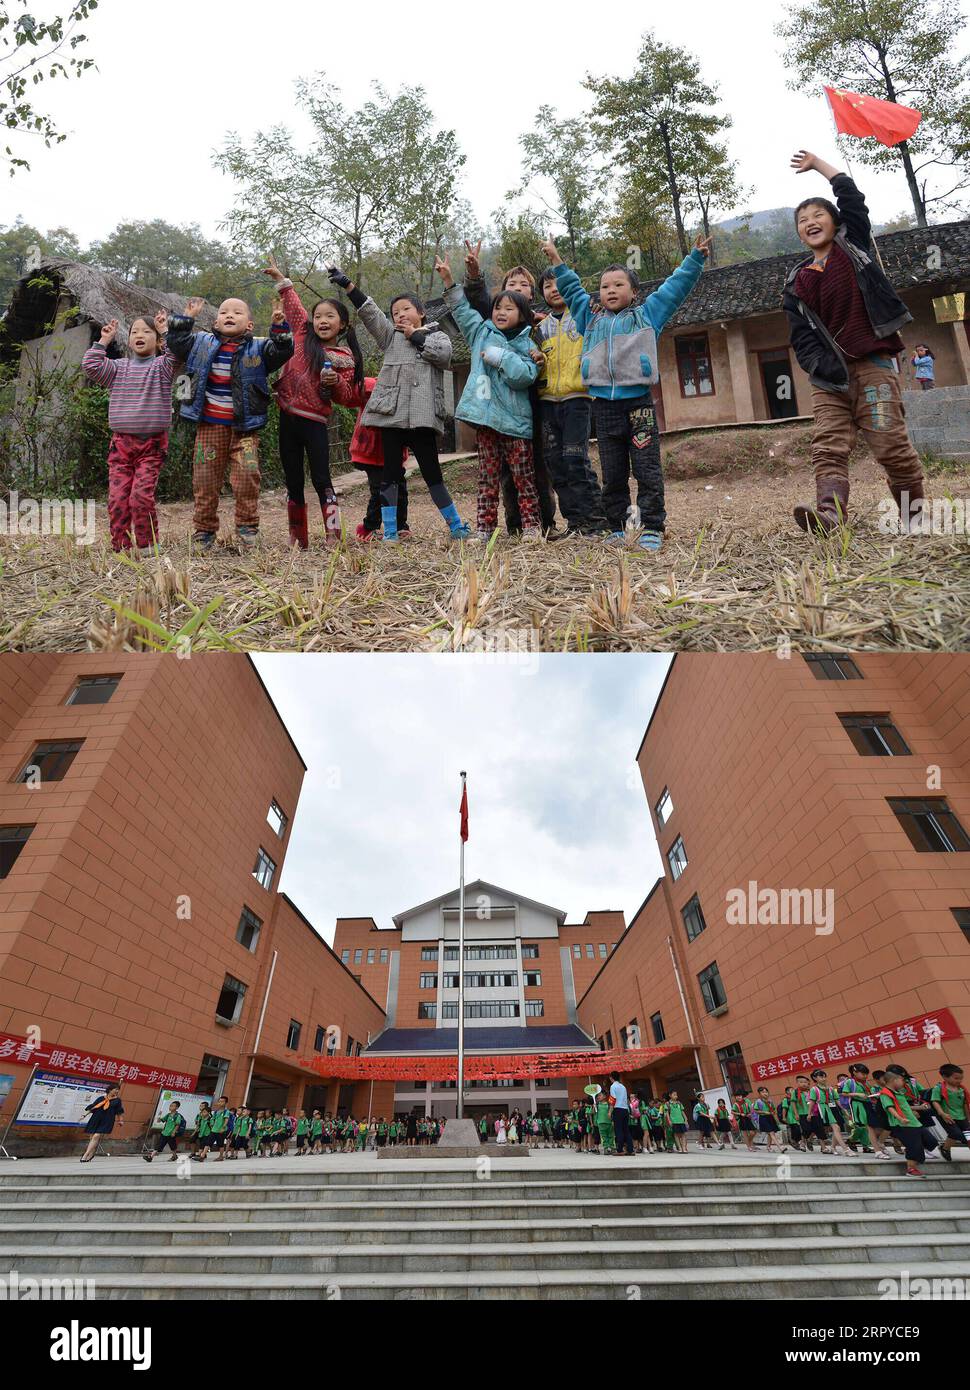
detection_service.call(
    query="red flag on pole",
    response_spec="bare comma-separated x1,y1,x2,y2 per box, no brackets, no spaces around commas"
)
460,781,468,842
824,86,921,148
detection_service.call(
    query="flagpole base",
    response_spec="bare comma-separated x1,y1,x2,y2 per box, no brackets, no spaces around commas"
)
435,1117,481,1150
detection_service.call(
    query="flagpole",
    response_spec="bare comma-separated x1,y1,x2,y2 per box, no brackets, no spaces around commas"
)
457,771,467,1122
824,88,887,273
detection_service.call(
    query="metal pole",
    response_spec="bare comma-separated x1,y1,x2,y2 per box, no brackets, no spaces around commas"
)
457,771,467,1121
244,949,278,1107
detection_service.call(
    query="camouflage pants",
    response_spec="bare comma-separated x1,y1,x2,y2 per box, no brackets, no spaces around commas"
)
811,358,924,495
192,423,261,534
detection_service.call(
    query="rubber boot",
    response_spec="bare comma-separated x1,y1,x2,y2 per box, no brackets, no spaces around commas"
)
891,480,928,535
287,501,308,550
794,478,850,535
381,506,399,543
323,489,342,545
438,501,471,539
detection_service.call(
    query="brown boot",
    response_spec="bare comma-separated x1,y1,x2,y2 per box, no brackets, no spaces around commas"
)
891,480,928,535
794,478,849,535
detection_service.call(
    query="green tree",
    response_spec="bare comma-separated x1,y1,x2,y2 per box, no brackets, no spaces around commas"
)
585,33,746,258
87,219,228,292
508,104,608,265
777,0,970,224
0,1,98,172
0,216,80,300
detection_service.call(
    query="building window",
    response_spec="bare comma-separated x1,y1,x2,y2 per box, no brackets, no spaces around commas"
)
0,825,33,878
698,961,727,1014
441,1002,458,1019
235,907,262,953
717,1042,750,1095
419,973,437,989
655,787,673,827
465,945,516,960
198,1054,229,1098
889,798,970,853
953,908,970,943
67,674,120,705
443,946,459,961
266,799,287,838
421,947,438,961
525,1000,544,1017
215,975,247,1025
604,1030,613,1050
667,835,688,881
598,944,607,959
839,714,910,756
464,972,518,988
524,971,541,987
380,949,388,964
585,943,594,958
651,1012,665,1044
353,949,362,965
572,944,581,959
465,1001,520,1019
610,942,616,951
418,1002,437,1020
16,740,83,784
252,847,276,890
341,949,350,964
803,654,862,681
314,1025,326,1053
286,1019,302,1050
521,944,539,959
367,949,375,965
681,894,707,943
442,973,460,989
675,334,714,397
345,1036,355,1055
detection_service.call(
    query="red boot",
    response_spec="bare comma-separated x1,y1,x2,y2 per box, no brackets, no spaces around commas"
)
287,501,309,550
794,478,849,535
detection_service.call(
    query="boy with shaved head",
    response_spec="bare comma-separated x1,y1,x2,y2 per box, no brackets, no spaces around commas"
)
168,295,293,549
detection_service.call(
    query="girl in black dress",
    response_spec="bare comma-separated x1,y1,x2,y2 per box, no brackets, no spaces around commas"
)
80,1085,124,1162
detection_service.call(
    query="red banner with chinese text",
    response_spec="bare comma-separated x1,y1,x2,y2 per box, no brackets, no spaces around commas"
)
300,1045,680,1083
751,1009,962,1085
0,1031,198,1091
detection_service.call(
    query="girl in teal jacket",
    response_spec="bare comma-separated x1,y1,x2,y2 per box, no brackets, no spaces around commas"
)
436,254,542,538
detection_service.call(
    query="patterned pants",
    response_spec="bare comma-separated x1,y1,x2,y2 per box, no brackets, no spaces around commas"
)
477,427,540,532
192,423,261,534
811,358,924,494
594,390,665,533
107,431,166,550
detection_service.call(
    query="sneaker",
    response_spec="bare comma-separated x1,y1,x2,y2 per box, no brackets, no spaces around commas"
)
521,526,541,538
605,530,626,545
237,526,259,549
905,1164,926,1179
940,1144,953,1162
638,530,664,551
192,531,216,551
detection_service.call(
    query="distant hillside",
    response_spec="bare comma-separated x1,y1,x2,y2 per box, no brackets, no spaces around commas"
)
717,207,795,233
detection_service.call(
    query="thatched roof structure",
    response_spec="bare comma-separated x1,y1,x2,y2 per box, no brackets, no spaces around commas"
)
0,260,217,365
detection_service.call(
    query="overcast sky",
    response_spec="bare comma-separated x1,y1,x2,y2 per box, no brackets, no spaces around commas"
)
253,655,670,943
9,0,956,249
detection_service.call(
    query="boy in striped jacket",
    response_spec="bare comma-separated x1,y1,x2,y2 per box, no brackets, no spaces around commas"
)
82,311,175,553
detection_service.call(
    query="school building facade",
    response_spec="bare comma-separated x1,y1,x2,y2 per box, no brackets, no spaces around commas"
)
577,653,970,1102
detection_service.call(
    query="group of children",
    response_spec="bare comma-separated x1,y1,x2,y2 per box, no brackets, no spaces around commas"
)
83,149,934,554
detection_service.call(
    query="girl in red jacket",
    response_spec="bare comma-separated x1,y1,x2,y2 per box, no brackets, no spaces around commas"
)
264,257,364,548
351,378,411,541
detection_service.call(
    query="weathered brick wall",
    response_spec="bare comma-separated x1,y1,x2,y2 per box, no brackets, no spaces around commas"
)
903,385,970,460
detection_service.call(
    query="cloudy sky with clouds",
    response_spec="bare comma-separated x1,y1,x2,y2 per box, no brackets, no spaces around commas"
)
253,655,671,943
9,0,955,248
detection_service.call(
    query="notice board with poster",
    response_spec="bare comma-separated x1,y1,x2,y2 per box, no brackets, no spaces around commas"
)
150,1089,213,1131
14,1070,110,1126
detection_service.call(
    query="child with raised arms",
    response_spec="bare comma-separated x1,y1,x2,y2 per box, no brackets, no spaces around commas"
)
541,231,710,550
263,256,365,548
82,310,175,555
325,266,471,542
435,253,542,540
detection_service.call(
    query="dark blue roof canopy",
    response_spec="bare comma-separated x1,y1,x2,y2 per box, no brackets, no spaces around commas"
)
365,1025,598,1054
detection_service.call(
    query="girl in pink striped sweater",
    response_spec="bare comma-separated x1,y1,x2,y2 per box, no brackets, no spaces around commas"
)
82,311,176,554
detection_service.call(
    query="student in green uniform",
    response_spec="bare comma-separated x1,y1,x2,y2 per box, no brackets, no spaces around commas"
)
793,1076,819,1151
930,1064,970,1162
145,1101,185,1162
779,1088,805,1151
713,1098,734,1149
809,1069,851,1155
231,1106,253,1158
731,1091,757,1151
879,1071,927,1177
260,1112,275,1156
309,1110,324,1154
191,1102,212,1160
692,1095,715,1150
752,1087,787,1153
595,1092,616,1154
839,1065,875,1152
295,1109,311,1155
663,1092,689,1153
207,1097,231,1163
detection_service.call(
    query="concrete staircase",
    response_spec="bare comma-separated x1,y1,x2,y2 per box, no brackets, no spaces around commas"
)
1,1157,968,1300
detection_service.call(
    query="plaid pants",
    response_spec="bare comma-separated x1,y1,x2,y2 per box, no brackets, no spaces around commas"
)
477,427,539,532
192,423,261,534
107,432,166,550
594,390,665,532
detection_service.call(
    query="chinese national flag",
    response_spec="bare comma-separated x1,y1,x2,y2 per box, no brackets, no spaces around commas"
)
824,86,921,148
460,783,468,842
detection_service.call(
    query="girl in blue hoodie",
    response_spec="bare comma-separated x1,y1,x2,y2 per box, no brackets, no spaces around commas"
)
542,233,710,550
436,254,541,539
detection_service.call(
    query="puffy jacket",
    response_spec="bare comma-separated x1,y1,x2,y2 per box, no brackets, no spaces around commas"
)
535,308,586,401
348,289,452,434
274,281,360,422
444,284,538,439
555,250,705,400
783,174,912,394
167,317,294,431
